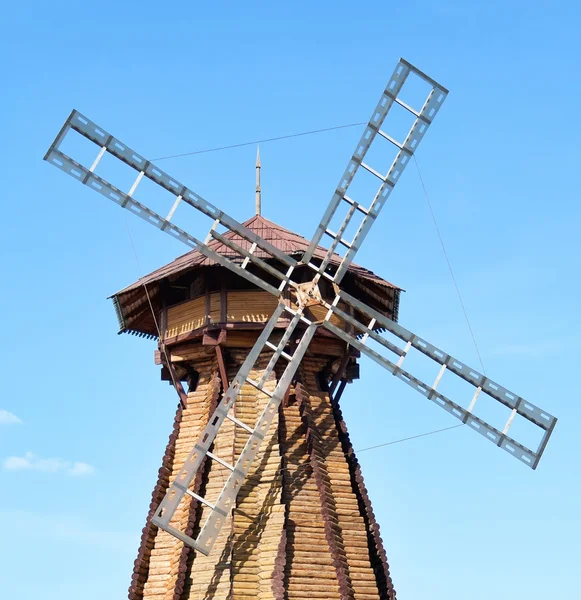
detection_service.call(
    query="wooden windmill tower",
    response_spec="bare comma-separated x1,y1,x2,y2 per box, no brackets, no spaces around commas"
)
44,59,557,599
112,210,399,599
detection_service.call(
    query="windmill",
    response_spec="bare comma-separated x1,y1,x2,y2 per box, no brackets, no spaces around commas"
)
45,59,557,599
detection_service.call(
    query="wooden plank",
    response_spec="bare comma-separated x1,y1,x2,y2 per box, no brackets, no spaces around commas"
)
204,286,211,326
165,297,206,338
215,345,229,389
227,290,278,323
164,350,188,409
220,284,227,323
333,379,348,404
140,321,393,599
160,308,167,342
330,352,350,395
209,292,221,323
154,350,162,365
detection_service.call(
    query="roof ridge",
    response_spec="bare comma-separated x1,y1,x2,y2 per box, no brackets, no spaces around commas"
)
241,213,308,239
113,213,400,296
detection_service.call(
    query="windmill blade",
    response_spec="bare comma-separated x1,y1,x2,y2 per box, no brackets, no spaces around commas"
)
321,290,557,470
303,59,448,284
44,110,297,298
151,303,318,556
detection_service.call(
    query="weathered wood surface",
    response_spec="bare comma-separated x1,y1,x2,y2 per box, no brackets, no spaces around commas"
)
131,345,395,600
165,291,351,341
131,354,221,600
166,297,207,339
169,333,349,363
228,291,279,323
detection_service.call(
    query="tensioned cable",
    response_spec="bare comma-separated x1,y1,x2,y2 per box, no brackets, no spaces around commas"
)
152,122,366,161
151,123,487,375
151,122,487,377
124,221,185,405
134,120,487,450
356,424,463,453
413,155,487,375
124,222,161,336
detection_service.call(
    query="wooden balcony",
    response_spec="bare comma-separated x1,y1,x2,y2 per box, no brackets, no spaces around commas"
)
163,289,348,344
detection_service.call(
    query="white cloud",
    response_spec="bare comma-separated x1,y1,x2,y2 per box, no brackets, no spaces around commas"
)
3,452,95,476
68,462,95,476
0,409,22,425
3,456,33,470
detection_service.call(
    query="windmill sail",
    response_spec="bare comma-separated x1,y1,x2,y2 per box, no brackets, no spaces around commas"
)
44,110,298,298
44,59,555,562
303,59,448,283
322,290,557,469
152,306,318,555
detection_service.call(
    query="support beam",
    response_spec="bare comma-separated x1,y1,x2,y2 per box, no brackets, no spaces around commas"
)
162,344,189,409
330,351,351,396
332,379,348,404
202,327,228,346
215,345,229,390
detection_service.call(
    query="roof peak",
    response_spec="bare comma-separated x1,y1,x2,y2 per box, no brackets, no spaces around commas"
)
114,212,400,298
241,213,295,232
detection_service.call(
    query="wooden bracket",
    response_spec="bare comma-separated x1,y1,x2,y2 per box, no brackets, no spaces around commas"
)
154,349,162,365
329,350,351,396
215,345,229,391
283,384,292,407
332,379,348,404
161,344,189,409
202,327,227,346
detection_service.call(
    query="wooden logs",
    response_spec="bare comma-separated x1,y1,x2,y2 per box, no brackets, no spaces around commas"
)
164,291,352,344
131,343,394,599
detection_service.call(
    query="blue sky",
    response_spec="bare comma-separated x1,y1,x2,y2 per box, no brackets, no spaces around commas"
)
1,1,580,598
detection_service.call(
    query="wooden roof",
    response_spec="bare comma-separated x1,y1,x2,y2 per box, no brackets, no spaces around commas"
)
111,214,402,337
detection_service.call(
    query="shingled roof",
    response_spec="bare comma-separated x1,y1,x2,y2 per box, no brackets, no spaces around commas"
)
111,214,402,337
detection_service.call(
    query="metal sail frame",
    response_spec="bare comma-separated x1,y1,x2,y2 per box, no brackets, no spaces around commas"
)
44,58,557,557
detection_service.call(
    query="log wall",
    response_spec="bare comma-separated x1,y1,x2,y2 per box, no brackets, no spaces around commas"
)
130,343,395,600
165,291,347,340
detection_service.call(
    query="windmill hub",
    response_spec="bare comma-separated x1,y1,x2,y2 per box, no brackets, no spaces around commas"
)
293,280,324,308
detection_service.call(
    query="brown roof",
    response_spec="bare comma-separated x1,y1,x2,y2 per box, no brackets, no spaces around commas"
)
117,214,400,296
111,214,401,337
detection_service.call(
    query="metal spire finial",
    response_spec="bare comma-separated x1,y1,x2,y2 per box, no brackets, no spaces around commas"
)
255,145,261,215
